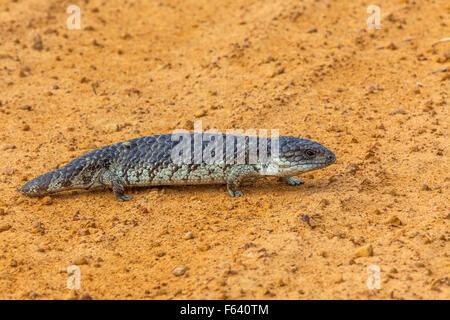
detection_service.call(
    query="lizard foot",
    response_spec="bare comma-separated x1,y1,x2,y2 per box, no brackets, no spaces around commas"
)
283,177,305,186
228,190,243,197
116,195,133,202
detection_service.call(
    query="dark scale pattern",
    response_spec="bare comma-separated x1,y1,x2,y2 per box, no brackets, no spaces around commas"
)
18,133,336,201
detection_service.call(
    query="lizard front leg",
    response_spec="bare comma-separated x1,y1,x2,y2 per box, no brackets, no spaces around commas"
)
225,165,259,197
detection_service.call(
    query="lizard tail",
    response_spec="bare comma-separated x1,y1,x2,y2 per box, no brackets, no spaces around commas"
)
18,166,75,197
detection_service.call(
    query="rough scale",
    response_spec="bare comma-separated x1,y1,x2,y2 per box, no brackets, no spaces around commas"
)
18,133,336,201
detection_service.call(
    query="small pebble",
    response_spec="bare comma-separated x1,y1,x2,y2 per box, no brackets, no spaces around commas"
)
81,293,92,300
41,196,52,205
415,262,425,268
334,274,344,284
0,224,11,233
19,104,33,111
194,110,207,118
183,232,194,240
198,244,210,252
1,144,16,151
73,257,88,265
390,108,406,115
386,215,403,226
30,33,43,51
355,244,374,258
139,207,149,214
172,264,186,276
80,229,90,236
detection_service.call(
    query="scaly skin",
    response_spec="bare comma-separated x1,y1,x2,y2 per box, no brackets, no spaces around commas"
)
17,133,336,201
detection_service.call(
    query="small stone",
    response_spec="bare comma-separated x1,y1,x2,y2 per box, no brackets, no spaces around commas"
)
334,274,344,284
198,244,210,252
386,215,403,226
389,268,398,274
19,105,32,111
386,42,398,50
390,108,406,115
105,123,120,133
21,124,30,131
415,262,425,268
139,207,148,214
0,208,6,216
31,33,43,51
9,259,18,267
317,250,328,258
41,196,52,205
73,257,88,265
183,232,194,240
420,184,431,191
194,110,207,118
81,293,92,300
307,28,318,33
2,144,16,151
376,123,385,130
355,244,374,258
172,264,186,276
32,222,45,235
0,224,11,233
277,279,286,287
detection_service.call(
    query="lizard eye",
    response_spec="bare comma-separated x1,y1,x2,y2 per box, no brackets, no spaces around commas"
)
305,149,316,158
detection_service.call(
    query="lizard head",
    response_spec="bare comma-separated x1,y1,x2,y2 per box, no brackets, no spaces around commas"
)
262,136,336,176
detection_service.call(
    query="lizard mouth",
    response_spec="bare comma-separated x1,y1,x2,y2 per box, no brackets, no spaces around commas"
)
279,160,331,168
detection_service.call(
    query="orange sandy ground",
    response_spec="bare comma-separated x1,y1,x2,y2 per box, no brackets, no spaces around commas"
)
0,0,448,300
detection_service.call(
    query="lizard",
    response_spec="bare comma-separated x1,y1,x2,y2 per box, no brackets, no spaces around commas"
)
17,133,336,201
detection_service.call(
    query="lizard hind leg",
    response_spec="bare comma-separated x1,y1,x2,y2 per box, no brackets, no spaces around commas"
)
101,170,132,202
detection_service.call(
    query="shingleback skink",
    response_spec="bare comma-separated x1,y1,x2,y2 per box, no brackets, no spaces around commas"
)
18,133,336,201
